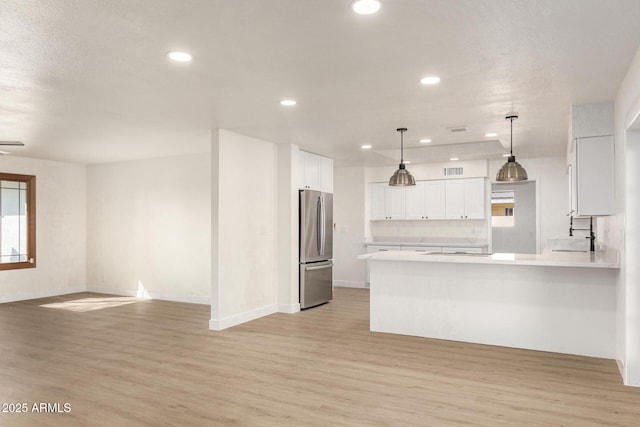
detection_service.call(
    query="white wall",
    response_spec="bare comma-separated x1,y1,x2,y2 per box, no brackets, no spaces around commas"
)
607,44,640,386
86,153,211,304
210,129,279,330
334,167,367,288
0,156,86,302
489,157,568,252
277,144,300,313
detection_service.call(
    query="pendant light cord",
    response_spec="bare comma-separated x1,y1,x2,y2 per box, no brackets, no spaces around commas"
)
510,116,513,156
400,130,404,163
397,127,407,165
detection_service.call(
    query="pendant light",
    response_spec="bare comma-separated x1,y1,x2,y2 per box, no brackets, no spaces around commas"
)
496,113,528,182
389,128,416,186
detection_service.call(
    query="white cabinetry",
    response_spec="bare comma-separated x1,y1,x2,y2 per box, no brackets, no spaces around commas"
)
570,136,614,217
441,246,483,254
404,181,446,220
371,178,484,220
404,182,426,219
424,180,446,219
299,150,333,193
366,245,401,284
401,246,441,253
370,183,405,220
445,178,485,219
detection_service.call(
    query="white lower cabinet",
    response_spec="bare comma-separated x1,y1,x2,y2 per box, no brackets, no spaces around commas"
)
401,246,442,253
366,245,401,284
441,246,483,253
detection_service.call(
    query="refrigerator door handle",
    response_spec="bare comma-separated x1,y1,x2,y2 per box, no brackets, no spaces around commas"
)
304,261,334,271
316,196,322,254
320,195,326,256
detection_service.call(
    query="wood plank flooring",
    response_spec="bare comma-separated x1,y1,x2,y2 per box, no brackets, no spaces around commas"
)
1,287,639,426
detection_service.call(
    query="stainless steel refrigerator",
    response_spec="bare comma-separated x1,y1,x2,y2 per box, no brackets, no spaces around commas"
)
299,189,333,309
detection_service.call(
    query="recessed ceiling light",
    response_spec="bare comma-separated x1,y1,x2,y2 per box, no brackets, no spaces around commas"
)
420,76,440,85
167,51,192,62
404,161,411,164
485,132,498,137
280,100,297,106
0,150,11,155
419,139,431,143
449,157,459,161
361,144,372,149
351,0,381,15
502,153,510,157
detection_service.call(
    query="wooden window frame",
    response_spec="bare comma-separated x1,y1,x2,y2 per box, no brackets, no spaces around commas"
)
0,173,36,271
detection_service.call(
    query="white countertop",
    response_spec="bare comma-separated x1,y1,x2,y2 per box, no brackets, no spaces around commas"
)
363,238,489,248
358,249,620,269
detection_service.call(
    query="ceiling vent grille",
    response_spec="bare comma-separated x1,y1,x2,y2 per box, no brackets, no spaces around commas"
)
444,167,464,177
448,126,468,133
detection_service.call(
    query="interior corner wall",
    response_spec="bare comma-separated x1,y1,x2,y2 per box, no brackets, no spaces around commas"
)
276,143,300,313
86,153,211,304
0,156,86,303
613,44,640,386
334,166,367,288
210,129,278,330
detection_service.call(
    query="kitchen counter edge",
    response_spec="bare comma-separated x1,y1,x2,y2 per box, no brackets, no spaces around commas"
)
357,250,620,269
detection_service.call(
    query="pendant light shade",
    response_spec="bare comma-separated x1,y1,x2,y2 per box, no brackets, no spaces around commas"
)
389,128,416,186
496,113,528,182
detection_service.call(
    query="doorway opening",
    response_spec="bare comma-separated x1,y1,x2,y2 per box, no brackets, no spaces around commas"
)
491,181,537,254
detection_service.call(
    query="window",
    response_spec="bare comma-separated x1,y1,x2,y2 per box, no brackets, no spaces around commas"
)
491,190,515,228
0,173,36,270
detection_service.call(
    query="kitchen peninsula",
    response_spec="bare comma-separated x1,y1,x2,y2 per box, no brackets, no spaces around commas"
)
358,250,619,358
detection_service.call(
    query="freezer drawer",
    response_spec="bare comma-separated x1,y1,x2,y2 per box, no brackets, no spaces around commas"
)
300,260,333,309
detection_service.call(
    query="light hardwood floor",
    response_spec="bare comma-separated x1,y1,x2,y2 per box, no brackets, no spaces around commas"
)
1,287,639,426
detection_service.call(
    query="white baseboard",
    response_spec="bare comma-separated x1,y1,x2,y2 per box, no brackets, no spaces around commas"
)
0,286,87,304
278,303,300,314
334,280,367,289
86,286,210,305
210,304,278,331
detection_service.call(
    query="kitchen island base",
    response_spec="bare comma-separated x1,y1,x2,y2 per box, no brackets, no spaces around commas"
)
370,258,617,359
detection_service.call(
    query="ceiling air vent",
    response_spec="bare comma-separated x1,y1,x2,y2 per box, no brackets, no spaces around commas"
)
444,167,464,176
448,126,468,133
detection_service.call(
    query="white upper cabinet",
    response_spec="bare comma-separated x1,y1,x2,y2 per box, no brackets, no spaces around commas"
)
462,178,486,219
371,178,483,221
404,180,446,219
370,183,406,220
404,181,426,219
445,180,465,219
568,102,614,217
299,150,333,193
445,178,485,220
571,135,614,216
424,180,446,219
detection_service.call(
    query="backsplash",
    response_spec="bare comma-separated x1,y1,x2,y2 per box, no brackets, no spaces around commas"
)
368,220,488,241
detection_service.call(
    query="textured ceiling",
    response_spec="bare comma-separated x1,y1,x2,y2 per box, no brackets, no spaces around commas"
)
1,0,640,166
